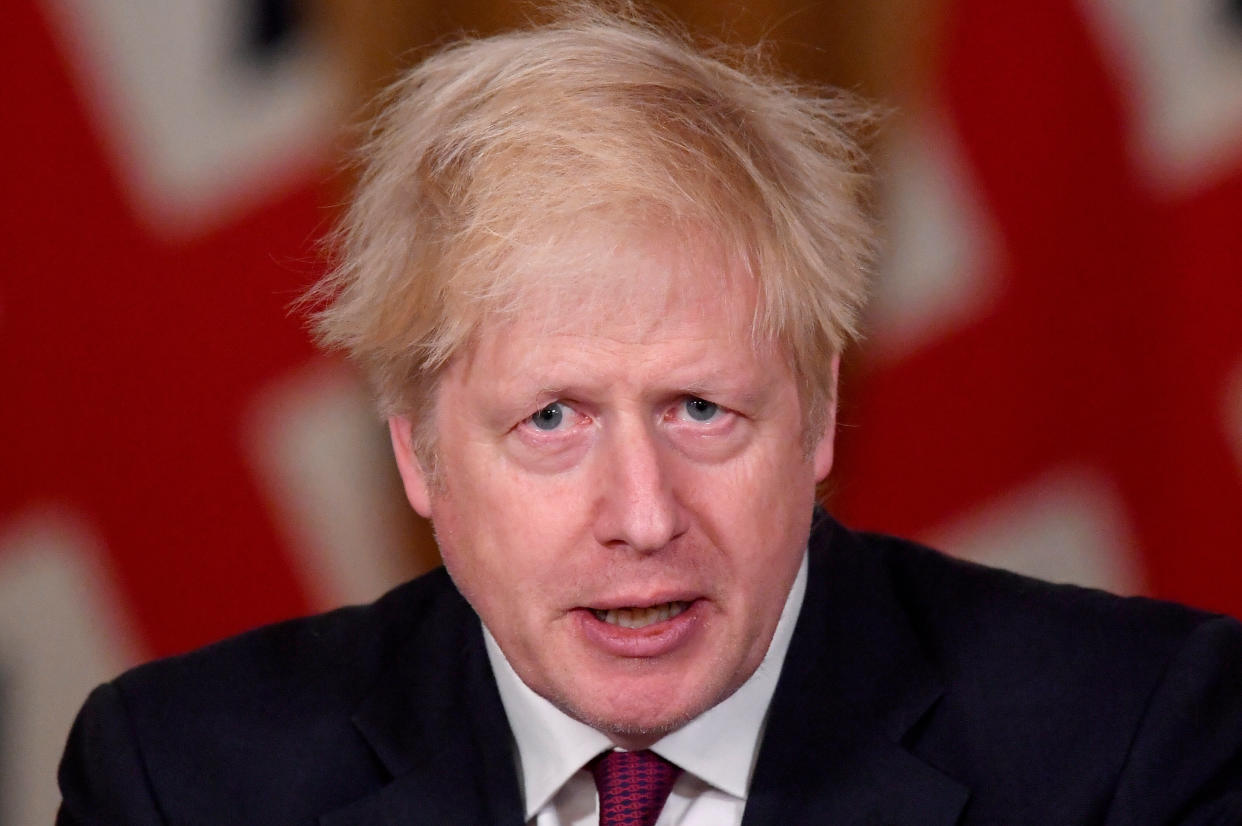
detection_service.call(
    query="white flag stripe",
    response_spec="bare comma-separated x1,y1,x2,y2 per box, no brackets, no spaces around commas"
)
41,0,345,236
1082,0,1242,192
930,468,1147,595
0,510,141,826
870,112,1002,361
245,362,423,609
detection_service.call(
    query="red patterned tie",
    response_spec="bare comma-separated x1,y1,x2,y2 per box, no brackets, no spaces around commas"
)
589,749,683,826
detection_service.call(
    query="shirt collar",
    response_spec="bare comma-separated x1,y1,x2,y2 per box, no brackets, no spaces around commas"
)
483,551,809,818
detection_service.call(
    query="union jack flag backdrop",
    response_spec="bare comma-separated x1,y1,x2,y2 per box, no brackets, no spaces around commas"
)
1,1,424,821
834,0,1242,619
1,0,1240,821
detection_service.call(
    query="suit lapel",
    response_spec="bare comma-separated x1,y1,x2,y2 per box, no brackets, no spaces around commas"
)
320,578,525,826
743,515,970,826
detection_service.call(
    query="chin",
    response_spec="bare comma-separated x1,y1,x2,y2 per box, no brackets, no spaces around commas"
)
575,703,697,749
556,681,724,747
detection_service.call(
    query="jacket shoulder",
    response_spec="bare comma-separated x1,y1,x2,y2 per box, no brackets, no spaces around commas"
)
823,524,1242,822
851,528,1223,669
117,566,462,699
60,568,471,825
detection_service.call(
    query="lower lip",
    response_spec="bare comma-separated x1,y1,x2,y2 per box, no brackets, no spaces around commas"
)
573,600,704,658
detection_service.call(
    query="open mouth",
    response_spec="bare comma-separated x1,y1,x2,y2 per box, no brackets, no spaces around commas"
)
589,601,691,629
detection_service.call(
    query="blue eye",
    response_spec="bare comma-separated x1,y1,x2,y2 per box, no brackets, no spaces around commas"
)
684,397,718,422
530,403,565,430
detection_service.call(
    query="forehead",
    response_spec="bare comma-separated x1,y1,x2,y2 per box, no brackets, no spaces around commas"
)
477,221,759,348
450,265,790,427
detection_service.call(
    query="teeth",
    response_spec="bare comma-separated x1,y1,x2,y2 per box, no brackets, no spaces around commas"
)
591,601,689,629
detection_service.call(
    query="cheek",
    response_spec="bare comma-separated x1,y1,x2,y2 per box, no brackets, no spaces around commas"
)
675,440,814,579
433,464,591,586
685,435,813,515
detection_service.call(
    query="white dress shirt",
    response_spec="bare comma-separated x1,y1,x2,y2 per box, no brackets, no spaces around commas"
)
483,552,808,826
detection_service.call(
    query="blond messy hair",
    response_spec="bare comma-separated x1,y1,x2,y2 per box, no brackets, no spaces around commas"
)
306,2,878,461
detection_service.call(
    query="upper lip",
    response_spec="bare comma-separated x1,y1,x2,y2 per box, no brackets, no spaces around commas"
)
581,592,701,611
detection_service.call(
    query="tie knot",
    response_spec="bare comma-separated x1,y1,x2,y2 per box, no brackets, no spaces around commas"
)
589,749,683,826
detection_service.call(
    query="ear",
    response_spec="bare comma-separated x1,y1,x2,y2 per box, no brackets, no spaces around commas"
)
388,415,433,518
811,355,840,483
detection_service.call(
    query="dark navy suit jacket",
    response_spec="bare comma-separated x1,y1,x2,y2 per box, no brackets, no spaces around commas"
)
58,515,1242,824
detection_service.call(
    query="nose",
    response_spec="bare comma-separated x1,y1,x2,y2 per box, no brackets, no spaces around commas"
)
592,419,685,553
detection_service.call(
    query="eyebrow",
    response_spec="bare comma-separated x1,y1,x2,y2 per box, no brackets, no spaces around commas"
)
680,380,769,406
491,357,781,409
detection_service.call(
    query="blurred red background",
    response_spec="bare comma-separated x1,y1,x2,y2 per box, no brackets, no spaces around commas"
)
3,0,1240,821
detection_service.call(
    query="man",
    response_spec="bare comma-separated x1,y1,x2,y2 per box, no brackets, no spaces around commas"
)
58,6,1242,825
